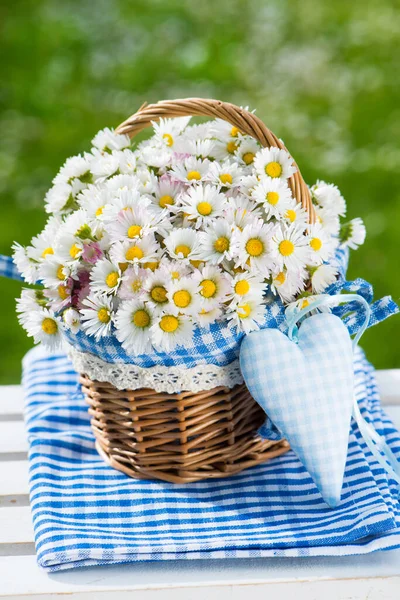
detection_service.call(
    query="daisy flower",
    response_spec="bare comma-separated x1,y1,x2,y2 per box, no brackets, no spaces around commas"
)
271,268,307,303
197,220,234,265
310,264,338,293
311,180,346,217
39,256,70,289
283,202,309,229
170,157,211,185
16,289,49,326
90,151,120,179
210,118,243,142
307,223,336,265
63,209,96,241
108,204,161,242
158,260,190,283
80,294,114,340
314,204,340,236
12,243,39,284
176,138,216,160
115,300,154,355
143,270,171,313
152,176,182,211
164,228,201,262
224,196,262,230
152,116,191,149
28,216,62,263
235,137,260,167
150,312,193,352
271,224,310,271
339,218,366,250
25,308,64,350
105,174,142,194
178,185,225,227
206,160,244,188
252,178,293,220
44,181,82,215
54,233,84,266
46,278,73,312
110,235,160,266
91,128,131,153
117,148,138,174
119,267,147,300
232,220,277,275
78,186,113,221
194,265,231,307
197,305,223,329
53,155,93,186
135,168,158,194
90,259,121,295
63,307,81,334
227,298,266,334
167,276,202,316
253,147,297,180
101,188,148,222
227,271,266,302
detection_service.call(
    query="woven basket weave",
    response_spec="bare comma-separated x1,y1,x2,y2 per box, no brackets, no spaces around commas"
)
80,98,313,483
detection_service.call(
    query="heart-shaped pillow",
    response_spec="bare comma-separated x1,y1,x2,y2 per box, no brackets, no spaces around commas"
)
240,312,354,507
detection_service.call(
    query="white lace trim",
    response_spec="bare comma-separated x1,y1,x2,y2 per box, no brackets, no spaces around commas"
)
67,346,243,394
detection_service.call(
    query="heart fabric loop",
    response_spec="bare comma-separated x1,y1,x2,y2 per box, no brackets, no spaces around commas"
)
240,292,400,508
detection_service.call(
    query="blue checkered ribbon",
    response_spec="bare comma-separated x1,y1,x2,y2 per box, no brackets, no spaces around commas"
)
0,254,23,281
23,345,400,571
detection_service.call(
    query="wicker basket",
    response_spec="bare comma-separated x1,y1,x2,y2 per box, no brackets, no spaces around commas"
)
79,98,314,484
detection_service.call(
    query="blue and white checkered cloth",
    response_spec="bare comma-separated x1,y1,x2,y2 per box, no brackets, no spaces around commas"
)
0,254,22,281
23,345,400,572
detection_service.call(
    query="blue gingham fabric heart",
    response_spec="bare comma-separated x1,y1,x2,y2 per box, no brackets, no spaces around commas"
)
240,313,354,507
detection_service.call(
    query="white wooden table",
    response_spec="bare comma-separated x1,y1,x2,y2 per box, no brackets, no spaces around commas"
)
1,370,400,600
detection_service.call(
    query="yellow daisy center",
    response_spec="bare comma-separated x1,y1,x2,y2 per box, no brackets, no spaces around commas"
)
143,261,158,271
214,236,229,253
106,271,119,288
151,286,168,304
235,280,250,295
97,307,111,324
175,244,191,258
275,271,286,285
310,237,322,251
41,247,54,258
187,170,201,181
127,225,142,239
279,240,295,256
162,133,174,147
41,317,58,335
246,238,264,257
159,195,174,208
125,246,144,261
69,244,81,259
171,271,180,280
190,259,203,268
197,201,212,216
173,290,191,308
301,298,310,309
285,209,296,223
95,206,104,217
265,161,282,178
160,315,179,333
230,126,240,137
219,173,233,185
266,191,279,205
56,265,66,280
131,279,142,293
201,279,217,298
132,309,150,328
238,303,251,319
227,141,238,154
58,285,69,300
242,152,255,165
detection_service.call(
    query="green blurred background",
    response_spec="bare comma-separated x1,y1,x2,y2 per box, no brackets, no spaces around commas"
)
1,0,399,384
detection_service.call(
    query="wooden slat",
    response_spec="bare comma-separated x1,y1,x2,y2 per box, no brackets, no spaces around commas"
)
0,462,29,496
0,552,400,599
0,507,34,544
376,370,400,406
0,386,25,416
0,422,28,454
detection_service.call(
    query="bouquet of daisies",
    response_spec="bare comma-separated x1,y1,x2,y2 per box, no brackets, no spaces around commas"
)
14,117,365,357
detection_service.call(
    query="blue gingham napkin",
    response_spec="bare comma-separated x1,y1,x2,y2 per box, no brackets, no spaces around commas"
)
23,345,400,572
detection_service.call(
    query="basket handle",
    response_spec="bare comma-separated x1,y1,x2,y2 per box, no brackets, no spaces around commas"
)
116,98,315,223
